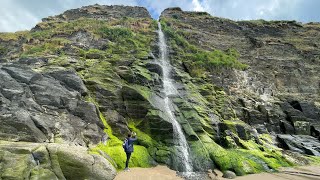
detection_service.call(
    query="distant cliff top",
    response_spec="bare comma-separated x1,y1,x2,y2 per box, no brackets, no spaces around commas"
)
43,4,151,22
160,7,320,27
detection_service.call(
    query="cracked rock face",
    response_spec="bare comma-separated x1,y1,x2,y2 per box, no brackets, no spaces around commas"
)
0,64,104,146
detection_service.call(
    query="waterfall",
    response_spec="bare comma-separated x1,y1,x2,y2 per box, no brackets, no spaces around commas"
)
157,22,193,172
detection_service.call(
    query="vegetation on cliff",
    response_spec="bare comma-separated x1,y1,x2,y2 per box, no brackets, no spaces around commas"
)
160,18,248,77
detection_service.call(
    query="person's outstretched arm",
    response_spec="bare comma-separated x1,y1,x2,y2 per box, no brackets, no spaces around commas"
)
131,132,137,141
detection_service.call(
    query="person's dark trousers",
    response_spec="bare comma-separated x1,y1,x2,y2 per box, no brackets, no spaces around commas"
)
125,152,132,168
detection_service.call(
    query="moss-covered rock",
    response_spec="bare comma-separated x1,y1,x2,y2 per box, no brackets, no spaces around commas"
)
29,168,58,180
0,141,116,180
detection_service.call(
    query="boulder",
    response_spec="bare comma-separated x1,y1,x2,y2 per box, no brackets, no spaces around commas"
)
222,170,237,179
0,141,117,180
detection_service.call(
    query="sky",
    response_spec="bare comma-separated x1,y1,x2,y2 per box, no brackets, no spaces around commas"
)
0,0,319,32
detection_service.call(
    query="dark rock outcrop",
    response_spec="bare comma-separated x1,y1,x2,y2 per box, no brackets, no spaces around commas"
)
0,64,104,146
277,134,320,156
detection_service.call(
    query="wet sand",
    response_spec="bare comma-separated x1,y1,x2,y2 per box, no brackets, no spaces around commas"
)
115,165,320,180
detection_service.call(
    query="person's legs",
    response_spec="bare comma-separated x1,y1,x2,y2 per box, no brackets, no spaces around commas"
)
125,152,132,169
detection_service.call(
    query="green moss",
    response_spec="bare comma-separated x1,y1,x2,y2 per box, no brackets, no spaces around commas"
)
258,133,273,144
132,64,153,81
306,155,320,165
131,85,152,101
0,152,31,179
89,112,154,170
128,121,156,148
136,50,149,59
81,48,106,59
222,120,246,129
48,56,70,67
92,115,154,170
98,111,122,146
94,144,153,170
30,168,58,180
200,132,293,176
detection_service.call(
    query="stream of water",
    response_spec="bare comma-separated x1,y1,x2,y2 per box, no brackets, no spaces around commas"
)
157,22,193,172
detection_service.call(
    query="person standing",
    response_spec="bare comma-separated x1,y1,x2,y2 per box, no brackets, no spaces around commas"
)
123,132,137,171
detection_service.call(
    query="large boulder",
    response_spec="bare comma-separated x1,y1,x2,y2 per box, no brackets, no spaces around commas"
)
0,141,117,180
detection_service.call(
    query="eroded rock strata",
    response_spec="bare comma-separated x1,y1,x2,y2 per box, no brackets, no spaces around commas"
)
0,4,319,179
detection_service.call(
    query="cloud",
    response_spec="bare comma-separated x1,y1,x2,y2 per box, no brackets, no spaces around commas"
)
0,0,138,32
201,0,320,22
192,0,205,11
0,0,319,32
138,0,200,19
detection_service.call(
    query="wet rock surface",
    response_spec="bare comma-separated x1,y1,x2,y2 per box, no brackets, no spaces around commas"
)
277,134,320,156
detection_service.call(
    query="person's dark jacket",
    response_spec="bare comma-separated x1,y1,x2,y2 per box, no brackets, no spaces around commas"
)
125,137,137,153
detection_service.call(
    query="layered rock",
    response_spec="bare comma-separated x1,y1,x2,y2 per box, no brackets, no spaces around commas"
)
0,63,104,145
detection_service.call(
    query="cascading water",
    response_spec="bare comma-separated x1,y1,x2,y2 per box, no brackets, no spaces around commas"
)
157,22,193,172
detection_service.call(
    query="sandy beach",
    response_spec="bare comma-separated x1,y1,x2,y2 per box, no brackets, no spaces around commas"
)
115,166,183,180
115,165,320,180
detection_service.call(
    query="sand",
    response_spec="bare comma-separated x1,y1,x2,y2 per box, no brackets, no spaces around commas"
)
115,165,320,180
115,166,183,180
234,166,320,180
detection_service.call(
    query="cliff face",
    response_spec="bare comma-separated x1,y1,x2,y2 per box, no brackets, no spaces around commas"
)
0,5,320,179
160,7,320,143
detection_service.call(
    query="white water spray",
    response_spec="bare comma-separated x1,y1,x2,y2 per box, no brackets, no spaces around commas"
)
158,22,193,172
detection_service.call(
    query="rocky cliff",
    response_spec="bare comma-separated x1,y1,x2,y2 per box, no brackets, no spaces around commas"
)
0,4,319,179
160,7,320,151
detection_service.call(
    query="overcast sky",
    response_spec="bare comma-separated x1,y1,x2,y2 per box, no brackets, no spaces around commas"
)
1,0,319,32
